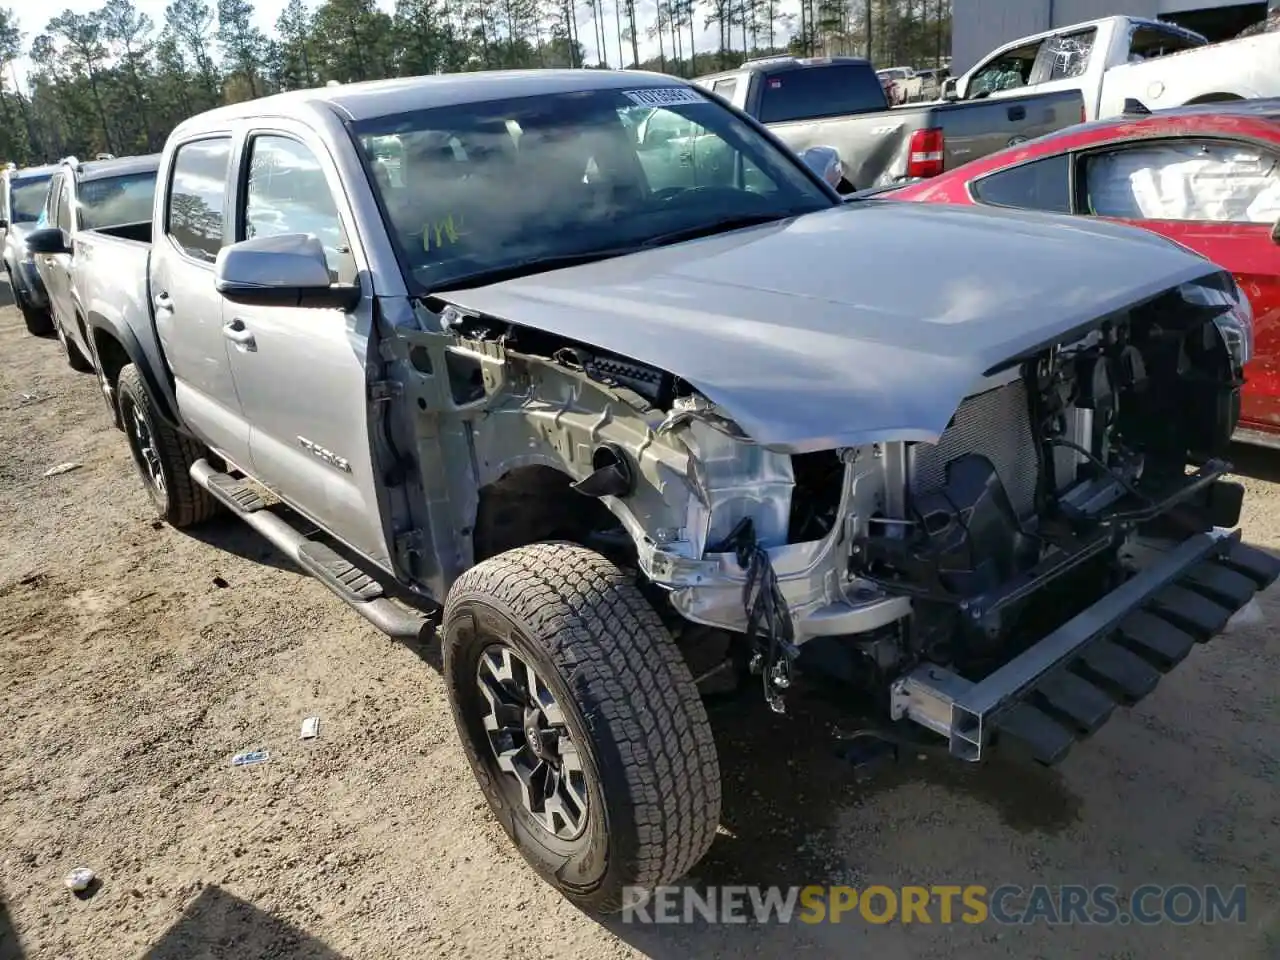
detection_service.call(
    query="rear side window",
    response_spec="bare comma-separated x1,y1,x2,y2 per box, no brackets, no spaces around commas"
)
972,155,1072,213
1042,29,1097,81
711,77,738,101
757,65,889,124
167,138,231,263
79,173,158,231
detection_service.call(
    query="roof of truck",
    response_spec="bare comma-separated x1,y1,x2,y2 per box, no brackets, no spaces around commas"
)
70,153,162,182
176,70,698,129
7,163,59,182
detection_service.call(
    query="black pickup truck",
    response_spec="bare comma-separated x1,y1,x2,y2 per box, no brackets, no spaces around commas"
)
694,55,1086,191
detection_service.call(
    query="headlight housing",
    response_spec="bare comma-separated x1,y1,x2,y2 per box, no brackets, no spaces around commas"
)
1180,279,1253,370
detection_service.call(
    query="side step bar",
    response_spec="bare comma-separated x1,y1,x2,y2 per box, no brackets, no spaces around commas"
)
892,529,1280,765
191,460,431,643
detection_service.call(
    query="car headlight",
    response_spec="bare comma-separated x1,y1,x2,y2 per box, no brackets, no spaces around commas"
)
1215,288,1254,370
1180,279,1253,370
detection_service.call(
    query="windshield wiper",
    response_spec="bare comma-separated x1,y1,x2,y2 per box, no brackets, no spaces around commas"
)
637,211,798,249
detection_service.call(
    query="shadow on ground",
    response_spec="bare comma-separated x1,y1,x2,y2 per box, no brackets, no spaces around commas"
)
1229,441,1280,485
0,895,24,960
143,886,347,960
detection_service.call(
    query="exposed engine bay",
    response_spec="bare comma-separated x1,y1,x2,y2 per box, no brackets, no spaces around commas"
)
385,273,1259,756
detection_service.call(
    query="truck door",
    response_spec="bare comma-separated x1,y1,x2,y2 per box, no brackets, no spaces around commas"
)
218,125,392,569
40,175,75,329
150,135,254,472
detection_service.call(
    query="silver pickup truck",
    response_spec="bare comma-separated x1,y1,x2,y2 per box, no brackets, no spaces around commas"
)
74,70,1277,913
2,162,59,334
26,154,160,380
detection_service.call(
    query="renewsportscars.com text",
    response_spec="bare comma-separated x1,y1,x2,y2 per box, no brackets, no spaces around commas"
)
621,884,1248,926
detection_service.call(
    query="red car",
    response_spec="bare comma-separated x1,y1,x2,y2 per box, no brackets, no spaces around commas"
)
890,100,1280,447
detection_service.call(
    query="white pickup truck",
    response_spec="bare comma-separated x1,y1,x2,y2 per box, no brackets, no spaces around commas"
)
948,15,1280,120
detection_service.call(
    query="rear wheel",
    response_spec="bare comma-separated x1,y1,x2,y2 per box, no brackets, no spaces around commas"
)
116,363,218,528
442,542,721,914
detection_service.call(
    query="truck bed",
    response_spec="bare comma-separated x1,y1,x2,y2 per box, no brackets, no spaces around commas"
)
768,88,1085,190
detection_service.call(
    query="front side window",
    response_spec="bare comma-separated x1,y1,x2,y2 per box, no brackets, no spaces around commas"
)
9,175,52,224
354,87,833,293
243,135,354,282
972,155,1072,213
1084,140,1280,224
968,41,1043,97
78,172,157,231
167,138,231,263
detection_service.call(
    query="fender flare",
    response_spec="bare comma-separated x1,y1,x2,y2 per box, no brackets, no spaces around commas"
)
86,313,183,431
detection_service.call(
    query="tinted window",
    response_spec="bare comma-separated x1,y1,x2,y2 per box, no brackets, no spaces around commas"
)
1084,140,1280,224
244,136,354,282
55,179,73,233
973,155,1071,213
757,65,889,124
9,175,52,224
78,173,157,230
167,138,231,263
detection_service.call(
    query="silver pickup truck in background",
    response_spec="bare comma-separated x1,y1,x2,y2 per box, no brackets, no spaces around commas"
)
694,56,1085,190
73,70,1278,913
26,154,160,383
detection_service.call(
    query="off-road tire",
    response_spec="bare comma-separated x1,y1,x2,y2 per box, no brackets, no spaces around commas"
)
116,363,218,529
56,318,94,372
443,542,721,914
8,269,53,336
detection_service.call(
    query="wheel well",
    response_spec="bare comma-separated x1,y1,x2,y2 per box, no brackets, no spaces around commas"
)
1185,92,1244,105
92,328,132,388
472,465,623,565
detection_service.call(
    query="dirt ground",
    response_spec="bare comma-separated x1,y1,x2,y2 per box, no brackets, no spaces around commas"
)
1,287,1278,960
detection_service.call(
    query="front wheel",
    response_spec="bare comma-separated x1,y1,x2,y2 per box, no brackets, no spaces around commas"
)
442,542,721,914
117,363,218,528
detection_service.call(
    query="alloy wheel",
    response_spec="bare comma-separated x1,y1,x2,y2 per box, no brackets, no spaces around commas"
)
475,644,589,841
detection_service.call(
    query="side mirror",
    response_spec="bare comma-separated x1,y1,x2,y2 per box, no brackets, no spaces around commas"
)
942,77,960,101
25,226,71,255
214,233,359,310
0,216,8,229
799,145,846,190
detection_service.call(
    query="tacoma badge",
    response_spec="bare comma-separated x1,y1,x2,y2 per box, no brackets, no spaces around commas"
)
298,436,352,473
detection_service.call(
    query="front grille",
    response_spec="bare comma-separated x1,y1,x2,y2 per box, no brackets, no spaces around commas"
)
908,380,1041,519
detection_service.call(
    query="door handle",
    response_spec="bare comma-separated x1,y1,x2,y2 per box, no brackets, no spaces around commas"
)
222,317,257,351
153,291,173,311
1007,105,1026,122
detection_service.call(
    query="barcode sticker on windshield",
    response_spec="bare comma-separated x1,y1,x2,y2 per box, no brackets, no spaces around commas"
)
622,87,707,107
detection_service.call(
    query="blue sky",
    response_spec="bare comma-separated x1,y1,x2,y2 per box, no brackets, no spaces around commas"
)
11,0,752,89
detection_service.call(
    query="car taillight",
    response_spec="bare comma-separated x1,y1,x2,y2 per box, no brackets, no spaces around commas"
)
907,127,945,178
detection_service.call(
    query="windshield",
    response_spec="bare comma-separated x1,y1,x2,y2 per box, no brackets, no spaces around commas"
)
78,172,158,231
758,65,890,123
352,86,834,292
9,176,52,224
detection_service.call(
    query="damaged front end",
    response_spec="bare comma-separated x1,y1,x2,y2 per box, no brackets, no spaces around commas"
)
384,271,1277,765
